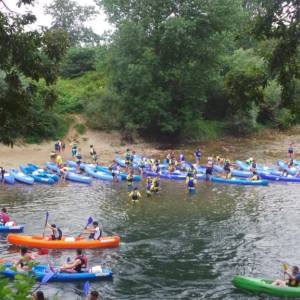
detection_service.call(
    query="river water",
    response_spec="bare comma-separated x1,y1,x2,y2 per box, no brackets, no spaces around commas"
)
1,140,300,299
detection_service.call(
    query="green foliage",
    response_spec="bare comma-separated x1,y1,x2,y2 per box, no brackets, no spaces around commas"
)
44,0,100,46
74,123,86,135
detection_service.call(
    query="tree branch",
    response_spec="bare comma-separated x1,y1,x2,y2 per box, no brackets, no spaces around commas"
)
0,0,18,14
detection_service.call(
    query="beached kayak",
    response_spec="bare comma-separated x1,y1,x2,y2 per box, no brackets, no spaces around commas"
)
85,165,116,181
210,176,268,186
2,173,15,184
232,275,300,298
277,160,298,175
7,234,120,249
236,160,275,173
27,164,59,181
65,172,92,184
143,169,187,180
115,156,140,169
260,173,300,183
0,224,24,233
213,165,252,178
10,169,34,185
0,264,112,282
96,166,141,181
20,164,55,185
45,162,76,173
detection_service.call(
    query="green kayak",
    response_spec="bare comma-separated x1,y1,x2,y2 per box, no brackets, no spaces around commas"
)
232,275,300,298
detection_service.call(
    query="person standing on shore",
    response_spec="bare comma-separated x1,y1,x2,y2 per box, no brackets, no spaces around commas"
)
0,167,5,183
194,148,202,165
288,143,294,158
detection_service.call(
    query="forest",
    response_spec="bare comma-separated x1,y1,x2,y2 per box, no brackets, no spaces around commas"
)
1,0,300,144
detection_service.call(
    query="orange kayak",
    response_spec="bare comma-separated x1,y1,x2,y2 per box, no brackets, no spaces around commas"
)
7,234,120,249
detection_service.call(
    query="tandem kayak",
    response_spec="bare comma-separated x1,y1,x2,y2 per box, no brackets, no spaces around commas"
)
10,169,34,185
0,224,24,233
232,275,300,298
20,164,55,185
84,165,116,181
96,166,141,181
7,234,120,249
210,176,268,186
0,264,112,282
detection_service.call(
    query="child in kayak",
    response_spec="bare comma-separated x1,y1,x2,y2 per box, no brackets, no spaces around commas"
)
273,266,300,287
60,249,88,273
0,208,10,225
84,221,102,240
47,223,62,240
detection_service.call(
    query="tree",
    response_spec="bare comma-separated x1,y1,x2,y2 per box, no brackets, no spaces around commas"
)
44,0,100,46
0,0,69,145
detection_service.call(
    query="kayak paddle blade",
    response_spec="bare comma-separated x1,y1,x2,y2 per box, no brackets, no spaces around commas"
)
83,281,90,296
41,271,54,284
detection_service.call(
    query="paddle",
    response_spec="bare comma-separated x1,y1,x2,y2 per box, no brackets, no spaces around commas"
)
42,211,49,238
77,217,93,237
283,263,289,280
31,271,55,293
83,281,90,297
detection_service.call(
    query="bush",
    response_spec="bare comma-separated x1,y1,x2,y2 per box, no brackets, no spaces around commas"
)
74,123,86,135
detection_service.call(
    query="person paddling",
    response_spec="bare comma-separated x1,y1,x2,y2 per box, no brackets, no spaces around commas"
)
273,266,300,287
84,221,102,240
0,208,10,225
60,249,88,273
250,170,260,181
47,223,62,240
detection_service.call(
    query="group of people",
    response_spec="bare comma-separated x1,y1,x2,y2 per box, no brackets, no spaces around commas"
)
54,140,66,153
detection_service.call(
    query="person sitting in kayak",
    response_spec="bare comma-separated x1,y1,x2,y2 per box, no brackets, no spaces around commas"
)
223,160,232,179
273,266,300,287
85,221,102,240
151,176,160,193
60,249,88,273
250,170,260,181
288,143,294,158
47,223,62,240
0,208,10,225
15,247,34,271
129,187,142,202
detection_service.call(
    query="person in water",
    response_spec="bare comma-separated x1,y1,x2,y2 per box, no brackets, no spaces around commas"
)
32,291,45,300
47,223,62,240
85,291,101,300
85,221,102,240
0,167,5,183
60,249,88,273
250,170,260,181
288,143,294,158
206,157,213,181
129,187,142,202
151,176,160,193
223,160,232,179
273,266,300,287
0,207,10,225
127,171,134,189
110,161,120,182
194,148,202,165
125,149,132,167
15,247,34,271
186,175,197,192
146,177,153,197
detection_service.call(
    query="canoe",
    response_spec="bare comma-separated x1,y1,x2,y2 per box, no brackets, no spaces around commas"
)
33,265,113,282
0,224,24,233
85,165,115,181
7,234,120,249
260,173,300,183
210,176,269,186
3,173,15,185
0,264,112,282
10,169,34,185
20,164,55,185
277,160,298,175
96,165,141,181
232,275,300,298
65,172,92,184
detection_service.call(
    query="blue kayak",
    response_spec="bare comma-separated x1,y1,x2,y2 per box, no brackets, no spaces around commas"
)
20,165,55,185
1,264,112,282
46,162,76,173
277,160,298,175
0,224,24,233
260,173,300,183
85,165,116,181
213,165,252,178
143,169,187,180
10,169,34,185
65,172,92,184
2,173,15,185
96,166,141,181
210,176,269,186
115,156,140,169
27,164,59,182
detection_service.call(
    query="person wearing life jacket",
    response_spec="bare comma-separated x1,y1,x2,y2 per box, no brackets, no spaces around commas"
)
206,157,213,181
85,221,102,240
60,249,88,273
15,247,34,271
223,160,232,179
194,148,202,165
151,176,160,193
109,161,120,182
155,160,160,174
125,149,132,167
186,175,196,192
273,266,300,287
250,170,260,181
0,207,10,225
47,223,62,240
246,157,253,165
55,154,63,168
288,143,294,158
127,171,134,189
129,187,142,202
146,177,152,197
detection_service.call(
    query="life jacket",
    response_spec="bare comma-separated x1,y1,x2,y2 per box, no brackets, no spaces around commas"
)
224,162,230,171
51,227,62,240
188,178,194,188
125,153,131,162
74,255,88,272
127,175,133,184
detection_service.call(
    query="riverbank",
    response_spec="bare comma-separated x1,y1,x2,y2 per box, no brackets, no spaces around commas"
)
0,126,299,169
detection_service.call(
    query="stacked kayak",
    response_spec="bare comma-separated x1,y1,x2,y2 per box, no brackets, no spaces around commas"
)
232,275,300,298
85,165,116,181
10,169,34,185
1,264,112,282
210,176,268,186
20,164,55,185
96,165,141,181
7,234,120,249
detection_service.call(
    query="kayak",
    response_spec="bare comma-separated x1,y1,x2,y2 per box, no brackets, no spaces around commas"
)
7,234,120,249
143,169,187,180
65,172,92,184
96,165,141,181
260,173,300,183
10,169,34,185
27,164,59,181
3,173,15,185
1,264,113,282
236,160,275,173
33,265,113,282
277,160,298,175
0,224,24,233
115,156,139,169
85,165,116,181
213,165,252,178
45,162,76,173
210,176,269,186
232,275,300,298
20,164,55,185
